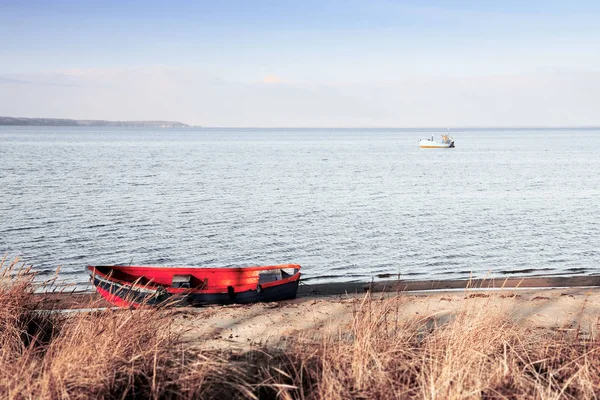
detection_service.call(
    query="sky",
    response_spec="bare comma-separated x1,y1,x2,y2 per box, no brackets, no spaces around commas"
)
1,0,600,127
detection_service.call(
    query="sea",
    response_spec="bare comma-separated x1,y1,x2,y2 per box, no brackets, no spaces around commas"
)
1,127,599,290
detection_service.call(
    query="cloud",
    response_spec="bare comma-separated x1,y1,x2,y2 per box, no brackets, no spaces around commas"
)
1,66,599,127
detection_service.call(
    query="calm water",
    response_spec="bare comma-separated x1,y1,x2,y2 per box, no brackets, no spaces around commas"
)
1,127,599,289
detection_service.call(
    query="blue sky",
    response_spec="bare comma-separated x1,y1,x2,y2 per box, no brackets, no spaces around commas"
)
1,0,600,126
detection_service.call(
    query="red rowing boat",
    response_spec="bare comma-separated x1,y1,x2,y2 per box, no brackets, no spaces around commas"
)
88,264,301,308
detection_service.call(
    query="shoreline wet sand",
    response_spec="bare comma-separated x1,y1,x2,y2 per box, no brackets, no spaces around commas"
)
37,274,600,309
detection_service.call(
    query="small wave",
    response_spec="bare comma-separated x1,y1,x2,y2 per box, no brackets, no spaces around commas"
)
498,268,549,275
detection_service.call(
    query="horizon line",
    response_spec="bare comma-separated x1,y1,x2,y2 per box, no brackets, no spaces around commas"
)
3,124,600,130
194,125,600,130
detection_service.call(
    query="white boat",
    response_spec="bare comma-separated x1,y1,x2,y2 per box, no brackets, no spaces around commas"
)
419,131,455,148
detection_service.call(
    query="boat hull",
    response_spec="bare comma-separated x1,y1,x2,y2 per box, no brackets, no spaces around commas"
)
88,264,301,308
419,140,454,148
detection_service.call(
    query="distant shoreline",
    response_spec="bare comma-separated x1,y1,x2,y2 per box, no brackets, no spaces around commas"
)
0,116,190,128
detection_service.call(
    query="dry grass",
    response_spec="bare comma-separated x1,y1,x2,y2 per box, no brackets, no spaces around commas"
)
0,257,253,399
258,293,600,400
2,256,600,399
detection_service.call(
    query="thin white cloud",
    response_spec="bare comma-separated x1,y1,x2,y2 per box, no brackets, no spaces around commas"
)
1,66,599,127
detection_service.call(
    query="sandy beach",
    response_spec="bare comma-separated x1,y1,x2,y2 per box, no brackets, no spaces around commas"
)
174,286,600,351
38,276,600,351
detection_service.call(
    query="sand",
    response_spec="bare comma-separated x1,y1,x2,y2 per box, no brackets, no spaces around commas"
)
37,276,600,351
169,287,600,351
